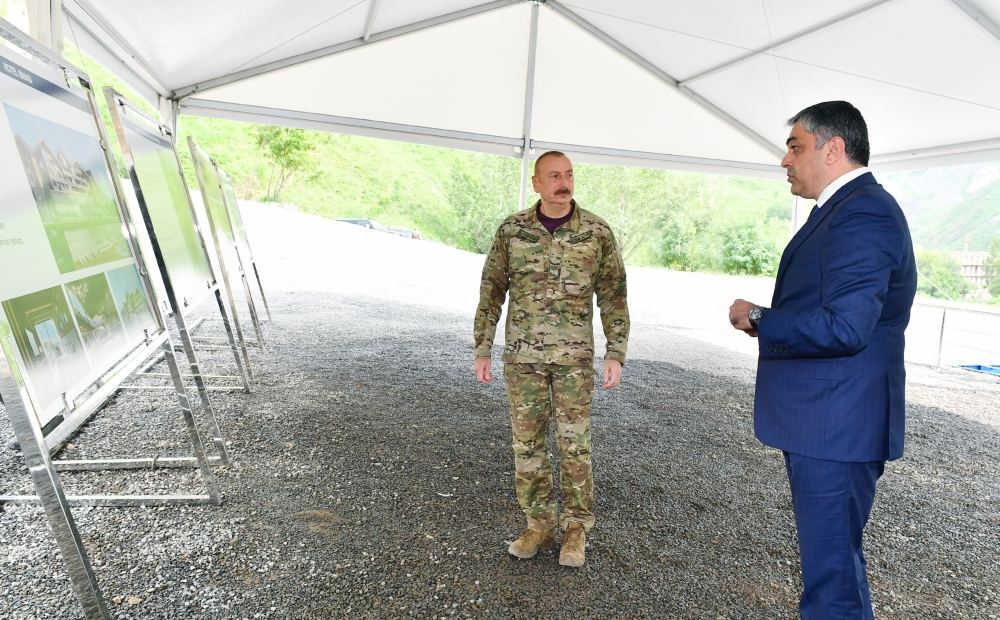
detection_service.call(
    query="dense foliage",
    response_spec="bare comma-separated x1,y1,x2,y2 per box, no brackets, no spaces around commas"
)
915,251,970,300
173,113,796,275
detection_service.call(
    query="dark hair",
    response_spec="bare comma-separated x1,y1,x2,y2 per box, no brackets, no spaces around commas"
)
787,101,869,166
533,150,569,175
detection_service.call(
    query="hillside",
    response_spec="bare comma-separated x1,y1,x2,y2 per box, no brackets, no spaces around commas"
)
174,114,794,274
884,163,1000,251
909,177,1000,251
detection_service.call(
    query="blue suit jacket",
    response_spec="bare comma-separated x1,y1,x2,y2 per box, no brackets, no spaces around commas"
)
754,172,917,462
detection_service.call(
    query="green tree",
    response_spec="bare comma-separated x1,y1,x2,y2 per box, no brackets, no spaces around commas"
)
916,250,970,300
574,165,669,262
721,225,780,275
254,126,314,201
445,154,519,253
657,211,698,270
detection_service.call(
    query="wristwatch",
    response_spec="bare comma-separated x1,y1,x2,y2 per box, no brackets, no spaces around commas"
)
748,305,763,330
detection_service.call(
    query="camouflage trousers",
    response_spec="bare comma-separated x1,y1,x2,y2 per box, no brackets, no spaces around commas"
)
503,363,595,533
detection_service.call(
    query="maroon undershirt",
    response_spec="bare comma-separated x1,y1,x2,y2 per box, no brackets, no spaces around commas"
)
536,204,574,234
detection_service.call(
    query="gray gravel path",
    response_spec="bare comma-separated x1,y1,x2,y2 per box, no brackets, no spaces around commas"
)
1,287,998,619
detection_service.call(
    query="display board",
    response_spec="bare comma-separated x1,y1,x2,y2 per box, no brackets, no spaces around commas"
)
106,88,252,396
191,143,242,278
220,172,253,269
118,108,215,311
0,24,225,620
189,138,265,348
219,169,271,321
0,49,159,430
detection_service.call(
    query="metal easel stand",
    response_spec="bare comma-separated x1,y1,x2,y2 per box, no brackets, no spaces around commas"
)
187,316,261,349
0,342,110,617
103,307,238,469
1,340,222,507
122,322,248,394
151,289,255,386
115,166,251,426
211,261,255,380
220,166,272,328
251,261,272,323
209,262,256,382
239,269,266,351
173,284,254,392
114,323,239,463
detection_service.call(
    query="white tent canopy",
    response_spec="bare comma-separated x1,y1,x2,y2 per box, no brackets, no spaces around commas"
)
52,0,1000,177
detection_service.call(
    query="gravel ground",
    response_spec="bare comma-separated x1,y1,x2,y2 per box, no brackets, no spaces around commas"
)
1,204,998,619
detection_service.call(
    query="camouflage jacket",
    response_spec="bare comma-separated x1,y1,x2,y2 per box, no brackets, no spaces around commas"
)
474,201,630,366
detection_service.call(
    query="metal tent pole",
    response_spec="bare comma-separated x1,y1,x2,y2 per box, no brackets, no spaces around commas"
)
518,1,540,212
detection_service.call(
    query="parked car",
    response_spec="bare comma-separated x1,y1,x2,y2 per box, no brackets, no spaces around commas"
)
337,218,387,231
386,227,422,240
337,218,421,239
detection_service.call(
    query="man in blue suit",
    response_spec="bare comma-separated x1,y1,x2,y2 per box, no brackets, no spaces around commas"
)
729,101,916,619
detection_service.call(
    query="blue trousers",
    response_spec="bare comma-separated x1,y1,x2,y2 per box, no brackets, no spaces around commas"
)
783,452,885,620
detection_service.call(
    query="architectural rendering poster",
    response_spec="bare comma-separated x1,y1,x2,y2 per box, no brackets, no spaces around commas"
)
0,51,156,426
5,102,131,273
1,286,89,415
123,114,214,308
106,264,156,339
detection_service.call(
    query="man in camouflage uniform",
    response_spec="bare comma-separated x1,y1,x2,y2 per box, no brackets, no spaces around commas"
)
473,151,629,568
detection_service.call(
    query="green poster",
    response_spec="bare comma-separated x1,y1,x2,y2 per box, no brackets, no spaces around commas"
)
124,118,214,305
5,103,131,274
64,273,129,370
192,144,241,275
194,149,235,242
106,264,157,340
220,172,254,263
2,286,90,411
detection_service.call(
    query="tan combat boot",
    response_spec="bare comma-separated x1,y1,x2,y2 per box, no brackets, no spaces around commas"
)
508,528,555,559
559,523,586,567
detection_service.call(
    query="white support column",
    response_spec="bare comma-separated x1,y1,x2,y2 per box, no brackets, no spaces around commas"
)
518,150,532,212
790,195,803,235
518,1,541,213
4,0,29,32
18,0,63,55
48,0,63,56
158,96,178,136
362,0,382,42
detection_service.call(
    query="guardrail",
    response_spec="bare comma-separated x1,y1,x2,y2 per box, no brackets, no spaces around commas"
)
906,300,1000,371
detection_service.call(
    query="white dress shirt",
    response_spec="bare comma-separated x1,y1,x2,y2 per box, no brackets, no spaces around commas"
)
816,166,870,208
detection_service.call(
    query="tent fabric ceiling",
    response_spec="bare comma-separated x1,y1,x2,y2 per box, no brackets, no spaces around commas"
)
62,0,1000,174
196,4,533,141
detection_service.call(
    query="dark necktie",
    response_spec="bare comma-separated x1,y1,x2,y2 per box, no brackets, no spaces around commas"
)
789,204,821,245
